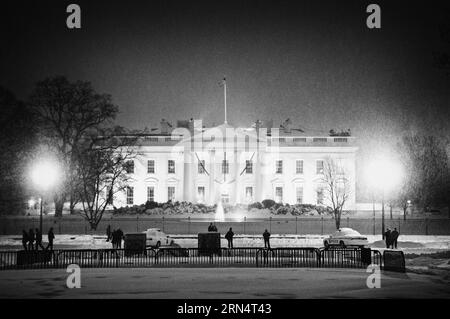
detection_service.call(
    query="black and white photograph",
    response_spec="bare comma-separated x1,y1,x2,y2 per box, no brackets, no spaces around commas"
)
0,0,449,309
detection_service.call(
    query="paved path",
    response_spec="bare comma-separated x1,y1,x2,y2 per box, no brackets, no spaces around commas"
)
0,267,449,298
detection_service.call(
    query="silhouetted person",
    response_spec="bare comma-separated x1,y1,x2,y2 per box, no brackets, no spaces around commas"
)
225,228,234,248
208,223,214,232
28,229,35,250
212,223,218,232
47,228,55,251
22,230,28,250
35,228,45,250
384,228,391,248
106,224,111,242
263,229,271,249
391,228,399,249
116,229,124,249
111,229,117,249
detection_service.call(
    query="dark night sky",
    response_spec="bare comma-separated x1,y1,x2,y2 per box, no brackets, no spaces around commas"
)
1,0,449,197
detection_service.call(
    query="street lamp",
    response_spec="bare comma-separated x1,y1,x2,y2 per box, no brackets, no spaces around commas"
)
366,157,403,239
30,159,62,234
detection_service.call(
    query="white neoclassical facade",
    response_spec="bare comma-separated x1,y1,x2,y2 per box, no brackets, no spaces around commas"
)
113,118,357,210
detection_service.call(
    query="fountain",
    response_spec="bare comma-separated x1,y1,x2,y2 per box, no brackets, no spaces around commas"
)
215,200,225,222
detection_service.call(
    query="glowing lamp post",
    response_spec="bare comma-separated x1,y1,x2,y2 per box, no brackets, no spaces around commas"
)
366,158,403,239
31,159,62,234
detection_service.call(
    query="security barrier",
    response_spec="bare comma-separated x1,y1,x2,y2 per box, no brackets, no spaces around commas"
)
0,247,383,270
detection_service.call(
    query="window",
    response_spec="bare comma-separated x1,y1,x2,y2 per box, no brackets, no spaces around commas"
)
168,186,175,202
245,160,253,174
222,160,229,174
334,138,348,143
316,160,324,174
168,160,175,174
313,137,327,143
293,137,307,142
221,194,230,204
279,138,285,143
317,188,324,205
126,186,134,205
296,186,303,204
296,160,304,174
197,186,205,202
275,160,283,174
125,160,134,174
147,186,154,202
147,160,155,174
198,160,205,174
245,187,253,202
275,187,283,203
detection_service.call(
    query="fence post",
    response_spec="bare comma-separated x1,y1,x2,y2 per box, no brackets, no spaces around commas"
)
347,217,349,227
136,215,139,232
162,216,165,232
244,216,246,234
398,217,401,234
295,216,298,234
373,217,375,235
321,217,324,235
188,216,191,234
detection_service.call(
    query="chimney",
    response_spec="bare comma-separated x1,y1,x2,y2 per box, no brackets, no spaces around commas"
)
160,118,172,135
282,118,292,134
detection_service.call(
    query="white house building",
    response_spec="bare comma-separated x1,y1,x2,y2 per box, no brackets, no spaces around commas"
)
113,118,358,210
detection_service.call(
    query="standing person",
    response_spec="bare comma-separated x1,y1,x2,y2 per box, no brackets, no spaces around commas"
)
111,229,117,249
212,223,218,232
384,228,392,248
106,224,111,242
22,230,29,250
225,227,234,248
47,227,55,251
28,229,35,250
391,228,399,249
208,223,214,232
35,228,45,250
116,228,124,249
263,229,271,249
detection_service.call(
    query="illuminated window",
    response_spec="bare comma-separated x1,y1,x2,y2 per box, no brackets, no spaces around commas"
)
125,161,134,174
147,186,154,202
296,186,303,204
147,160,155,174
198,160,205,174
222,160,229,174
296,160,304,174
168,186,175,202
275,160,283,174
317,188,324,205
316,160,324,174
245,160,253,174
275,187,283,203
168,160,175,174
126,186,134,205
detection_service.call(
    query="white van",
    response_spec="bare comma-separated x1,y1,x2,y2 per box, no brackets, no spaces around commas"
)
143,228,174,248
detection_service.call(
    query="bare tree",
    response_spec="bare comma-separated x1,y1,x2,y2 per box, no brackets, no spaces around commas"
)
29,76,118,216
321,158,351,229
76,127,137,230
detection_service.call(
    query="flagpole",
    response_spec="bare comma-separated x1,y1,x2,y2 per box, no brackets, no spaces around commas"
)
223,76,227,124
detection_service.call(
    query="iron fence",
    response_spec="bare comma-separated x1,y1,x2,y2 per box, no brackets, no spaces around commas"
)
0,247,383,270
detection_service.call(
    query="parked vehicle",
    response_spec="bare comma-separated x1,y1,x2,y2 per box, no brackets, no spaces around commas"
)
143,228,174,248
323,228,368,249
